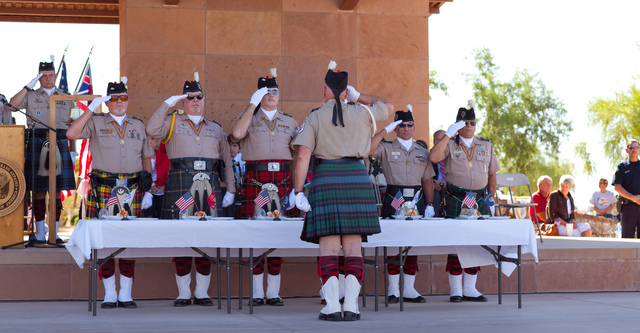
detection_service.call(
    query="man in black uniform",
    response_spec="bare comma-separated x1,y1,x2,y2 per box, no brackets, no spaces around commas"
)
614,139,640,238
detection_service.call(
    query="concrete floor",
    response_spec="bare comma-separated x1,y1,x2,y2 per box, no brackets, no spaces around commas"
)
1,292,639,333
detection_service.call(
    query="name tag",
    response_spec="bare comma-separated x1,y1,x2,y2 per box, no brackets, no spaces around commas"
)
268,162,280,172
402,188,415,197
194,160,206,170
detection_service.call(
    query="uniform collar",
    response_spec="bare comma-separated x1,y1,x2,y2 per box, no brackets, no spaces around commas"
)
35,87,62,95
395,137,415,151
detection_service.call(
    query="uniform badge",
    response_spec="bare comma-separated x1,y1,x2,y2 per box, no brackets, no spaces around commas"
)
253,122,262,127
36,110,42,116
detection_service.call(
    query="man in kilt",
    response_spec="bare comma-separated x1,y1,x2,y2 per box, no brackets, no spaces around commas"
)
369,107,435,304
429,101,500,303
67,77,154,309
230,68,298,306
293,61,392,321
9,59,75,244
146,73,236,307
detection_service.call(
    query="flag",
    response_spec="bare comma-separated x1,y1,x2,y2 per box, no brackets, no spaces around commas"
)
254,190,270,209
481,191,495,207
58,60,69,93
105,191,118,208
76,63,93,111
175,192,195,211
280,190,295,211
391,191,405,211
123,188,136,205
207,192,217,210
462,192,477,209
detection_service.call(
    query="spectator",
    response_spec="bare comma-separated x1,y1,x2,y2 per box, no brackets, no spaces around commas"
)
530,175,552,224
590,178,617,220
546,175,592,237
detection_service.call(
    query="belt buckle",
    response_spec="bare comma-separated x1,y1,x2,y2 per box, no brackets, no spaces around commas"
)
402,188,415,198
115,178,128,188
194,160,206,171
267,162,280,172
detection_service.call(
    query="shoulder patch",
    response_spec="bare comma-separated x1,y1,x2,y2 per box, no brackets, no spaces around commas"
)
207,118,222,127
477,136,492,143
347,102,356,105
281,112,293,118
92,112,107,117
416,141,428,149
381,138,393,144
129,115,143,122
309,107,321,114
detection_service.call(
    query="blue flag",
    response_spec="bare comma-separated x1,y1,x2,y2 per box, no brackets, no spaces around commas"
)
280,190,295,211
482,191,495,207
58,60,69,93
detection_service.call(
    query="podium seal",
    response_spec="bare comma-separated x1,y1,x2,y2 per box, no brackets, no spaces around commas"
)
0,157,26,217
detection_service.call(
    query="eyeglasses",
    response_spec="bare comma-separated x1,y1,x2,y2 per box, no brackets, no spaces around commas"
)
109,95,128,102
628,146,640,149
398,123,414,128
186,94,204,100
465,121,477,126
267,89,279,95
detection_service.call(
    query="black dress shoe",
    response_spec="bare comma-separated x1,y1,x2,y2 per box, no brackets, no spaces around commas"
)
343,311,361,321
450,296,463,303
318,312,342,321
117,301,137,308
55,238,66,245
173,299,192,307
403,295,427,303
387,295,399,303
101,302,116,309
320,299,326,305
463,295,488,302
266,298,284,306
193,297,214,306
249,298,264,306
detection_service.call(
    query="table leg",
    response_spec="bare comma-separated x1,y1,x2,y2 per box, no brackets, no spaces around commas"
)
217,248,222,310
226,248,231,314
374,247,379,312
518,245,522,309
249,249,254,314
238,248,243,310
88,251,92,312
498,245,502,305
92,249,98,316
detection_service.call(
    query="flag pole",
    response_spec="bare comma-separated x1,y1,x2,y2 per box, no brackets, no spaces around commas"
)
55,43,69,79
74,44,94,94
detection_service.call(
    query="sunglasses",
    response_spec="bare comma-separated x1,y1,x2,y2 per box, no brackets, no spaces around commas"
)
465,121,477,126
628,146,640,149
109,95,128,102
398,123,414,128
186,94,204,100
599,182,608,184
267,89,279,95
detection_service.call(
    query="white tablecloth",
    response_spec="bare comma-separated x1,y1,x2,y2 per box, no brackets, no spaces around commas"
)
66,218,538,276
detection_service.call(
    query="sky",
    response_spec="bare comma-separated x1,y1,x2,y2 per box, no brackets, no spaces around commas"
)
428,0,640,208
1,1,639,209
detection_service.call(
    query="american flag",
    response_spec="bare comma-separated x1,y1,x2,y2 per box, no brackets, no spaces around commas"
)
207,192,217,210
462,192,477,209
105,191,118,208
391,191,405,211
123,188,136,204
175,192,195,211
76,64,93,199
254,190,270,209
58,59,69,93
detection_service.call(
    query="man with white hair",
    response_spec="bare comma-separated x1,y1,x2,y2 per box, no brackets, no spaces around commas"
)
530,175,552,225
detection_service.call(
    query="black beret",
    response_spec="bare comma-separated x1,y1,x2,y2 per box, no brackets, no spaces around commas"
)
39,62,55,72
107,81,127,95
394,110,414,122
324,70,348,94
456,107,475,121
257,77,278,89
183,80,202,94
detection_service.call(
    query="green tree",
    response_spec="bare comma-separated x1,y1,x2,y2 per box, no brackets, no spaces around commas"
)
585,86,640,167
429,70,448,99
466,47,574,194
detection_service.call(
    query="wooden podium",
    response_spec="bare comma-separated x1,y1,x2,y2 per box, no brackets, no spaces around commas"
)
0,125,26,247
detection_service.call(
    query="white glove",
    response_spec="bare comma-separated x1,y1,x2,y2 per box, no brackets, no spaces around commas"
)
222,192,235,208
424,206,435,218
70,152,78,164
164,94,188,107
87,96,111,113
346,85,360,102
141,192,154,210
250,87,269,106
445,120,466,138
26,73,43,90
295,192,311,212
384,120,402,133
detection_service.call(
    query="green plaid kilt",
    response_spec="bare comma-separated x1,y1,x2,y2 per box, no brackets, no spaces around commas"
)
87,170,143,218
161,164,222,220
300,161,380,244
444,184,490,218
24,131,75,191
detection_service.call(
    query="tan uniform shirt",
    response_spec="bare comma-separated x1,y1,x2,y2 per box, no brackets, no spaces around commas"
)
76,114,154,174
372,139,435,186
146,103,235,192
294,100,388,159
236,110,298,161
19,87,72,129
443,136,500,190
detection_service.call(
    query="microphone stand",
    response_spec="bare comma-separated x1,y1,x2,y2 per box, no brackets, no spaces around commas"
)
2,104,64,249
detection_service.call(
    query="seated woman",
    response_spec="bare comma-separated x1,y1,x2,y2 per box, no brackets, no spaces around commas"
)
546,175,591,237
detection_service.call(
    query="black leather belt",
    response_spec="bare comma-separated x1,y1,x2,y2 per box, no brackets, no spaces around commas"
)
316,157,362,165
170,159,219,172
245,162,291,172
94,176,140,188
27,128,68,140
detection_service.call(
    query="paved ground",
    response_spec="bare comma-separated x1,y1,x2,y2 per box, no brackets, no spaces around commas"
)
1,292,640,332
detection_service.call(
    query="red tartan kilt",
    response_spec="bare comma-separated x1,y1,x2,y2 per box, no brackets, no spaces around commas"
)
240,162,298,218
